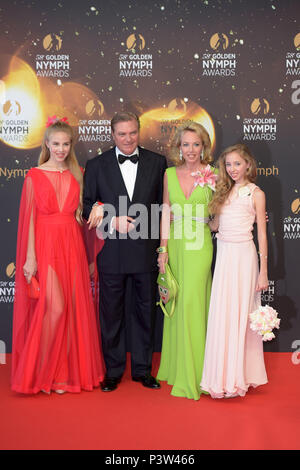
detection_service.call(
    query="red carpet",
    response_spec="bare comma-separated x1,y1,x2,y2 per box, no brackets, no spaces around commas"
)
1,353,299,450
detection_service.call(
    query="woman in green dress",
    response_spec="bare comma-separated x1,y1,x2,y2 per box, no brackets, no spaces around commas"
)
156,122,217,400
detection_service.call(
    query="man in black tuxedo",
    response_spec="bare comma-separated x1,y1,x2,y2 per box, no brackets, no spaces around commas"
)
83,112,167,392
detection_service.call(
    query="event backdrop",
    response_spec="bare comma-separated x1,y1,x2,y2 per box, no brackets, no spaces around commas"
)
0,0,299,354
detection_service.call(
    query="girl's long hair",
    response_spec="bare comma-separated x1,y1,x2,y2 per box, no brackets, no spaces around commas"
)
209,143,257,215
38,120,83,224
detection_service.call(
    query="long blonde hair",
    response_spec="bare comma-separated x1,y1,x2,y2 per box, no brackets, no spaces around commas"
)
38,120,83,224
169,121,213,166
209,143,257,215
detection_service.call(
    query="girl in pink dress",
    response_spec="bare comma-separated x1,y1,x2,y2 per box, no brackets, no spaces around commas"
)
201,144,268,398
12,117,105,394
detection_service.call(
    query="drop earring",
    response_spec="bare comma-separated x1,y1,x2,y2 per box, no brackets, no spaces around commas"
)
201,149,204,160
179,149,183,160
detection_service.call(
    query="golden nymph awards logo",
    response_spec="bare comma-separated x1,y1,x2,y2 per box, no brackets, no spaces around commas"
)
119,34,152,78
202,33,236,76
250,98,270,115
35,34,70,78
126,34,146,51
0,262,15,303
0,56,43,149
43,34,62,51
291,198,300,215
261,280,275,304
285,33,300,76
242,98,277,141
78,99,111,143
283,198,300,240
294,33,300,50
139,99,216,155
0,100,29,145
168,98,187,114
3,100,21,116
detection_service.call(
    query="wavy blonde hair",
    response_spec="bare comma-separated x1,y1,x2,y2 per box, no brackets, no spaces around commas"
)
209,143,257,215
169,121,213,166
38,120,83,224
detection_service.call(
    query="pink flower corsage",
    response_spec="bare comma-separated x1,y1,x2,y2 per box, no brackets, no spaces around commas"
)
191,165,218,191
249,305,281,341
46,115,69,127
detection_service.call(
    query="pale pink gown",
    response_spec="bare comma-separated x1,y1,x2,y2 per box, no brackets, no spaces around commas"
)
200,183,268,398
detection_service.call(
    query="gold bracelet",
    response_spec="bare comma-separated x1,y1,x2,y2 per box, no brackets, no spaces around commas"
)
156,246,167,254
258,252,268,259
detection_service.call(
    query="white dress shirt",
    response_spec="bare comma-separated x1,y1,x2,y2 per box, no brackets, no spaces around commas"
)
115,146,139,201
108,146,139,234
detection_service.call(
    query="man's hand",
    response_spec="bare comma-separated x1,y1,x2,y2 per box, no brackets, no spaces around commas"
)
87,205,104,230
113,216,136,233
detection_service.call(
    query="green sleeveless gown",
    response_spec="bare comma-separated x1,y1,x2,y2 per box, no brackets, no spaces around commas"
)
157,166,216,400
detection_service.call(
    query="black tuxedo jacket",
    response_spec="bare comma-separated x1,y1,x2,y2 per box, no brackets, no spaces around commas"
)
83,146,167,274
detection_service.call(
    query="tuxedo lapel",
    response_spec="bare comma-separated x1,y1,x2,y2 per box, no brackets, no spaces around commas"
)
103,147,130,200
132,147,152,203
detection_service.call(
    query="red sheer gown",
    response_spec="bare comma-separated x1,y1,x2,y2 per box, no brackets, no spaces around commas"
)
11,167,105,394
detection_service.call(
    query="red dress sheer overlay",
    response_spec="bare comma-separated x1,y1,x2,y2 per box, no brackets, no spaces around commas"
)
81,221,104,335
12,168,105,394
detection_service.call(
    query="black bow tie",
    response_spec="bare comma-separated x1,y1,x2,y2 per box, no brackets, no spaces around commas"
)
118,154,139,164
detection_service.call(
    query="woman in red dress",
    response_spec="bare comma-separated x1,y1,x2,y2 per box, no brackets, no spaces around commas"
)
11,117,105,394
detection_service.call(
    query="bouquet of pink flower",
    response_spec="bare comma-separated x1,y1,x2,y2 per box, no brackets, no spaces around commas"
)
249,305,280,341
191,165,218,191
